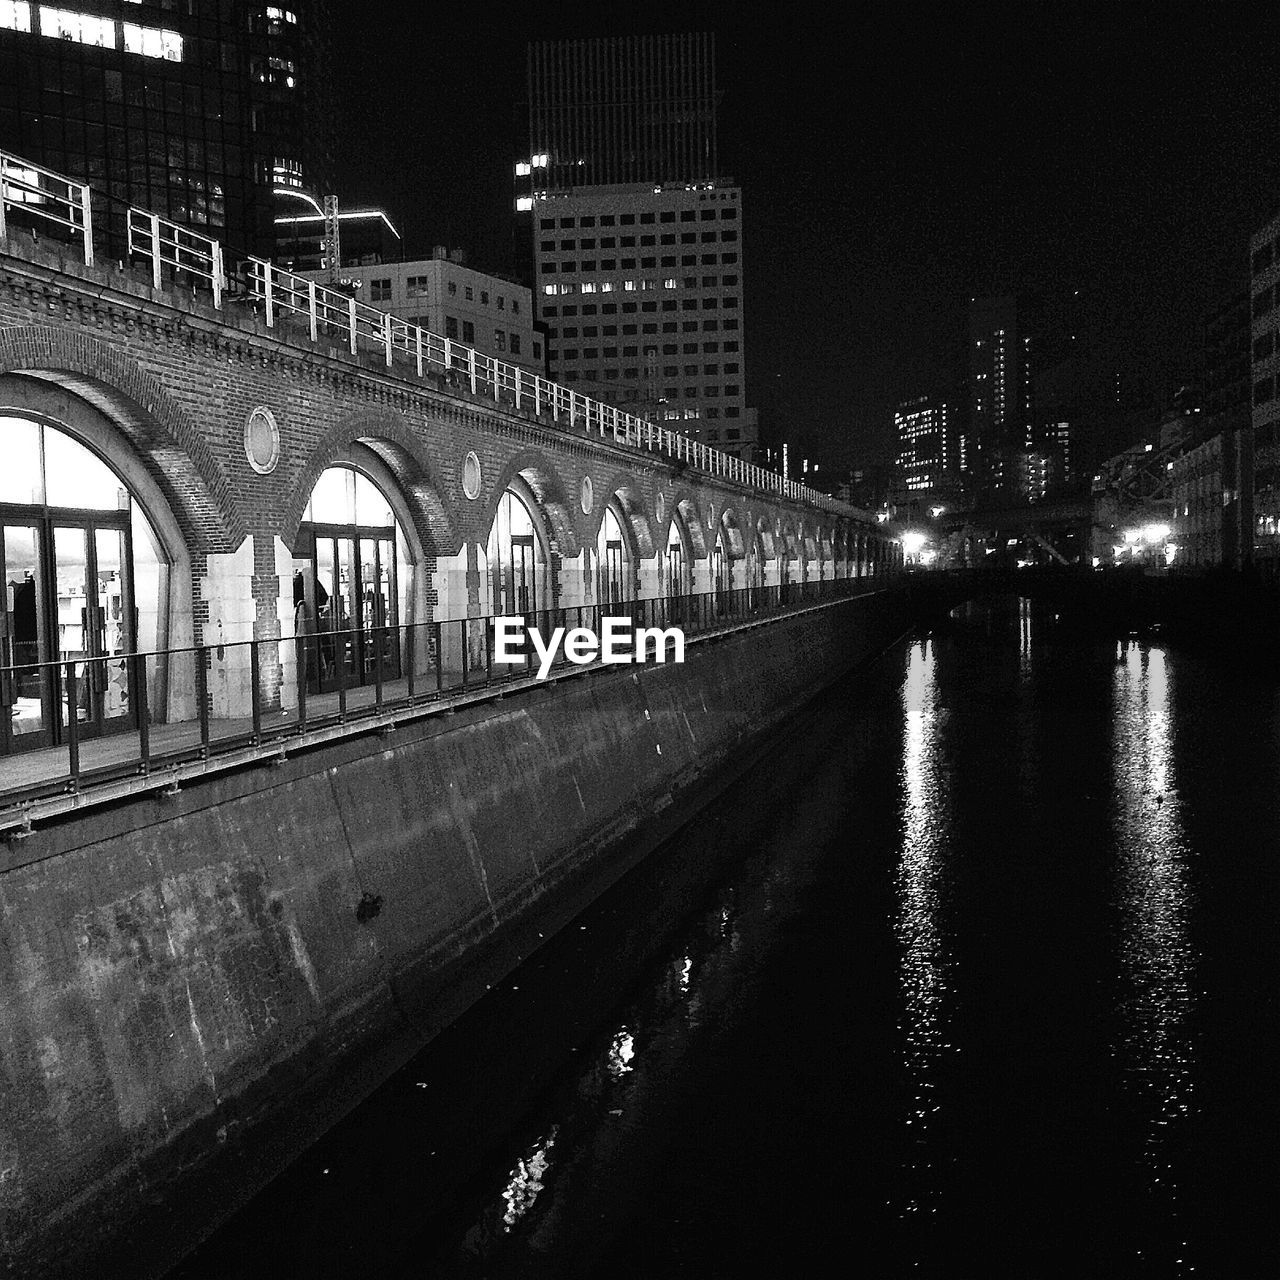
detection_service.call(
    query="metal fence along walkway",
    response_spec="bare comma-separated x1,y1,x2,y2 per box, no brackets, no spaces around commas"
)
0,578,889,834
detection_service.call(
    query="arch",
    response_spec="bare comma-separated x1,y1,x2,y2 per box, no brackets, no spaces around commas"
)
597,471,656,559
0,394,196,752
284,408,457,559
660,505,694,598
483,448,578,560
673,493,709,560
754,517,777,562
486,476,552,616
594,494,636,605
293,457,416,694
718,507,746,560
0,335,241,551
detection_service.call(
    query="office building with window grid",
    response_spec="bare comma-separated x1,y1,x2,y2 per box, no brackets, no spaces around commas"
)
517,34,757,461
300,249,543,376
0,1,332,260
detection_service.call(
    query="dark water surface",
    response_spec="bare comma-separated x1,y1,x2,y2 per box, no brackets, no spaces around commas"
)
171,597,1280,1279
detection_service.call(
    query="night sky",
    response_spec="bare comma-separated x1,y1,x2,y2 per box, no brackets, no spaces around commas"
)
332,3,1280,469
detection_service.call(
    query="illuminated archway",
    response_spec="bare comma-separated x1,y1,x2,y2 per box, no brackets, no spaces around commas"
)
0,414,173,754
293,460,413,694
487,484,547,616
596,498,634,606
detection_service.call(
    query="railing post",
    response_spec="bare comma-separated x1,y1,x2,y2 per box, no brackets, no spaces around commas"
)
134,653,150,772
296,633,308,731
493,357,500,402
195,645,210,756
263,261,275,328
433,620,443,695
415,324,423,377
336,633,347,720
79,182,93,266
211,240,224,310
514,368,522,411
383,311,393,367
0,157,8,244
348,296,357,355
534,376,542,417
148,212,162,289
65,662,80,790
249,641,262,744
307,279,318,342
468,348,477,394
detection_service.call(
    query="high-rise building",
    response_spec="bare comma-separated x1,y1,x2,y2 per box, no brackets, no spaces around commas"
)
968,296,1033,488
895,396,951,492
517,34,757,462
1250,212,1280,573
525,34,718,191
0,1,333,259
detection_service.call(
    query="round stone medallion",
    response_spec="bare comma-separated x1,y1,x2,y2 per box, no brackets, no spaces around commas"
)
244,406,280,475
462,451,482,500
580,474,594,515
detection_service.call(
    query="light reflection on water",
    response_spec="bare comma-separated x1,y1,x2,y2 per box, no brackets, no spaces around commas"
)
893,637,955,1220
1111,641,1198,1271
500,1126,559,1231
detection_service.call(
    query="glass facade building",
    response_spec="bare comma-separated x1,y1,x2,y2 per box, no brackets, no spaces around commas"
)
0,1,333,259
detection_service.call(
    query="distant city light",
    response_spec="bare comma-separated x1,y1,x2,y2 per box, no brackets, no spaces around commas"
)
901,530,928,556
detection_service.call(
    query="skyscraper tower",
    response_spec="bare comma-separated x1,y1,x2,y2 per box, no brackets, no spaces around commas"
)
516,34,757,462
0,1,334,259
968,296,1033,493
526,34,718,190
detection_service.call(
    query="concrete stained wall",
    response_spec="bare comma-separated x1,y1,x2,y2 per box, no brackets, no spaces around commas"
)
0,593,906,1275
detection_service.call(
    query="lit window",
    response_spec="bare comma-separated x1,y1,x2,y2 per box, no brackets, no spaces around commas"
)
515,161,532,177
543,285,557,295
41,6,116,47
581,282,596,293
271,157,303,189
515,196,533,212
121,19,183,60
0,2,31,33
266,6,297,21
623,280,636,292
600,282,613,292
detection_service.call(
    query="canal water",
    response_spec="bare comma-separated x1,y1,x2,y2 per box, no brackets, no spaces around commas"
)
171,596,1280,1279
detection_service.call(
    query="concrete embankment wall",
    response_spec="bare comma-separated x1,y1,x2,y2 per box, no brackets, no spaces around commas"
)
0,592,908,1277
